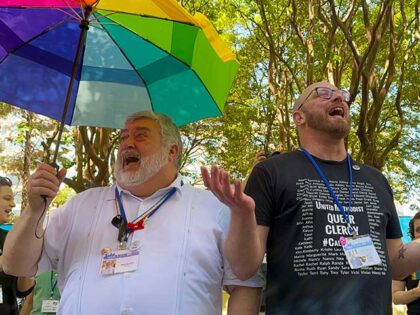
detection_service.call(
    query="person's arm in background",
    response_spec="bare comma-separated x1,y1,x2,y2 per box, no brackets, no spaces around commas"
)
392,279,420,305
17,276,35,294
2,163,66,277
19,291,34,315
0,249,34,290
16,277,35,315
226,285,261,315
0,254,35,313
387,238,420,280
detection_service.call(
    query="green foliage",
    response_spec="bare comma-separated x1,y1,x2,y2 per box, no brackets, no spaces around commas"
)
0,1,417,210
181,0,419,208
7,212,18,224
51,185,77,208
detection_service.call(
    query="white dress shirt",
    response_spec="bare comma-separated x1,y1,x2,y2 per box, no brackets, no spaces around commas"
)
39,175,263,315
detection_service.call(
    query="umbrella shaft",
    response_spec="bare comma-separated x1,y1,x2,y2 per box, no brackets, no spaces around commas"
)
52,7,93,164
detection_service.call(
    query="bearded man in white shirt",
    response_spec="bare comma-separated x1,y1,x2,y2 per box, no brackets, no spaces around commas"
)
3,111,263,315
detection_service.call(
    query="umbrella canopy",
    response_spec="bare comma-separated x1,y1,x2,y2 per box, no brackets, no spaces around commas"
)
0,0,239,129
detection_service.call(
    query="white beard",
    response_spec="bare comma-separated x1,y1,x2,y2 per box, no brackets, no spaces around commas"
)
114,148,169,186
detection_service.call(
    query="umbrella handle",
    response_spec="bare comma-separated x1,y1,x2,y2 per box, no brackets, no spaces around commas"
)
36,162,60,239
40,162,60,200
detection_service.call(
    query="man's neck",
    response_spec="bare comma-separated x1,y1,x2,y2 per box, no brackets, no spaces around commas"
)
120,168,178,199
300,133,347,161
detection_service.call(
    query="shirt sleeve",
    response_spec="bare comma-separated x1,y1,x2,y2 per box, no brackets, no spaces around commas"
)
244,164,275,227
216,206,265,289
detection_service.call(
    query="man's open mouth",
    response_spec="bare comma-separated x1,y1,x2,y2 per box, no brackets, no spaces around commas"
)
121,148,142,168
329,106,344,118
124,155,140,167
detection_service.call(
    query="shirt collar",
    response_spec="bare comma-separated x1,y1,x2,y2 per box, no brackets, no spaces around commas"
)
109,174,184,201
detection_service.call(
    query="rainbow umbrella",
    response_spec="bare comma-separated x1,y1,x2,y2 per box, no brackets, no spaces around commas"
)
0,0,239,162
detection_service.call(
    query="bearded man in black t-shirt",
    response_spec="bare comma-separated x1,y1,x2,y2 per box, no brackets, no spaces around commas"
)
201,81,420,315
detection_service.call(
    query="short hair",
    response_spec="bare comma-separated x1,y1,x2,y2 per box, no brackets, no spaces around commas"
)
124,111,183,169
293,81,337,112
0,176,12,187
408,211,420,239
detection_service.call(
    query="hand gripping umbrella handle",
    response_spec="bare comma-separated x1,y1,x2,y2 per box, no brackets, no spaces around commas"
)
41,162,60,200
36,162,60,239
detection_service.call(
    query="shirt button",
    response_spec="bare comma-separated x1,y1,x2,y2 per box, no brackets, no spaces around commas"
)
130,240,140,250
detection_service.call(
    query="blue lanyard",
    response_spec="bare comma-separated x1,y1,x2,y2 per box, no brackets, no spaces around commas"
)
301,148,354,235
114,186,177,231
50,271,57,298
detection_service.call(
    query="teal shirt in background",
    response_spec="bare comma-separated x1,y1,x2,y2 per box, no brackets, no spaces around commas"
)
30,271,60,315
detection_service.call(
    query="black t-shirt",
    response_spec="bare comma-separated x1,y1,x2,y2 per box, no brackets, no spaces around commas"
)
245,150,402,315
406,273,420,314
0,229,32,315
0,228,19,315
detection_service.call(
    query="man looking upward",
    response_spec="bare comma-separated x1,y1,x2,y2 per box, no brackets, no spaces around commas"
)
3,111,262,315
202,81,420,315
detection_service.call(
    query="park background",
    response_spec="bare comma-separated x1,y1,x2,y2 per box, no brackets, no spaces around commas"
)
0,0,418,314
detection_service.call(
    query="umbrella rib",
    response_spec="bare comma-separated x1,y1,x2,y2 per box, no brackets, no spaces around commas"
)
0,6,195,27
54,7,83,20
89,11,117,23
0,16,75,66
60,0,83,20
0,6,81,20
96,9,196,27
0,6,79,19
90,22,117,26
96,18,154,110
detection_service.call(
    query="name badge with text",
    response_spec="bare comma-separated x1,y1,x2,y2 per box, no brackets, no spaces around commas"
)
100,249,139,275
41,299,60,313
340,235,381,269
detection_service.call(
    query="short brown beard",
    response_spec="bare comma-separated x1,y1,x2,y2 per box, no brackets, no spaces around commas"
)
304,108,351,139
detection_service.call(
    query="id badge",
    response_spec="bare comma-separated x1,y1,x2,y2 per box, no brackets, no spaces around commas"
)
41,299,60,313
100,249,139,275
0,285,3,304
340,235,381,269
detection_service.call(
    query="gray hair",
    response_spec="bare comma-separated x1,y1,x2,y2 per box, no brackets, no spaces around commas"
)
124,111,183,169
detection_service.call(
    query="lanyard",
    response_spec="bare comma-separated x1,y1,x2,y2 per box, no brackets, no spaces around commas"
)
50,271,57,298
301,148,355,235
114,186,177,241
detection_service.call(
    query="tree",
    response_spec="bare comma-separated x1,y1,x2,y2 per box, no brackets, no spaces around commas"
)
0,107,62,210
185,0,419,204
64,126,119,193
0,0,418,207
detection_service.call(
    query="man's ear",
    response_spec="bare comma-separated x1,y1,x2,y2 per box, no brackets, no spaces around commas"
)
293,111,305,126
168,144,179,162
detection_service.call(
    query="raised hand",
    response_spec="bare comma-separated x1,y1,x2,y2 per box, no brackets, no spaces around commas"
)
200,165,255,215
27,163,67,211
